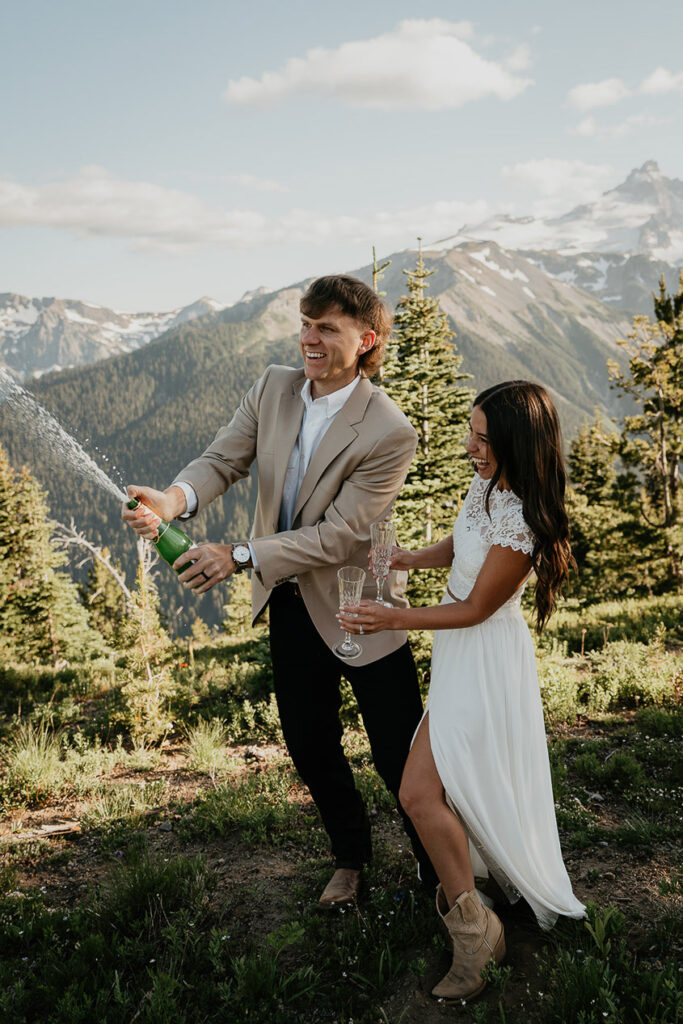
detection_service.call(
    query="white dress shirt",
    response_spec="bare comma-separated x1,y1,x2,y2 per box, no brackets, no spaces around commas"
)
176,374,361,567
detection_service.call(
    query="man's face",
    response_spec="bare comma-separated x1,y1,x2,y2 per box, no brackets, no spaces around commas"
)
299,306,375,398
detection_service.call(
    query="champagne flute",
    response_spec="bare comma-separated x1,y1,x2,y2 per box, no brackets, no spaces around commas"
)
370,520,396,607
334,566,366,660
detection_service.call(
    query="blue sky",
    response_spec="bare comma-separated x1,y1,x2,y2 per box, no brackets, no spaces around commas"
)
2,0,682,310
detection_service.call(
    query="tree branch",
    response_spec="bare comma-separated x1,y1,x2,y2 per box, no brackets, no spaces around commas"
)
53,519,134,606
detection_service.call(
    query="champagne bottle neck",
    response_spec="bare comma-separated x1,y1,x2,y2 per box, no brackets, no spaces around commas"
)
155,519,170,540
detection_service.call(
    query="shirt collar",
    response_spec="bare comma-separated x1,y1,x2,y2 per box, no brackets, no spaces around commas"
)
300,375,361,418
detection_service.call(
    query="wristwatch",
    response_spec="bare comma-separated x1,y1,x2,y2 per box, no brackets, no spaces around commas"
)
231,543,251,574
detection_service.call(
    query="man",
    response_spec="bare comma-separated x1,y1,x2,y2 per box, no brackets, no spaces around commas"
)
123,274,436,906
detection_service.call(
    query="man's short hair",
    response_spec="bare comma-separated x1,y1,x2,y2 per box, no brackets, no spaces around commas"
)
300,275,392,378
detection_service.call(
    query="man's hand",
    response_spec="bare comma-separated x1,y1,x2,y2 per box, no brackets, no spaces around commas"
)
175,543,236,593
337,599,401,635
122,485,187,539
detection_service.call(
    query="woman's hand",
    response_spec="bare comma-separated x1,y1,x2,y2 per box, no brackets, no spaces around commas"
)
368,544,415,575
175,543,237,593
338,599,402,635
387,545,416,572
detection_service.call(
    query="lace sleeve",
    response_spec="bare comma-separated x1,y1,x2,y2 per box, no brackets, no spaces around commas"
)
490,495,535,556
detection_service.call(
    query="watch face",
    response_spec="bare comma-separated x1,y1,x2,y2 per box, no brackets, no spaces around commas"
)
233,544,250,565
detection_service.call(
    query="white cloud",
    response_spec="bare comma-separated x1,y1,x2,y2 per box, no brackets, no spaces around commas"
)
571,117,598,137
567,66,683,117
223,19,533,110
0,166,265,250
608,112,669,138
568,112,668,139
502,44,532,73
502,159,614,216
640,67,683,94
0,166,490,252
567,77,631,111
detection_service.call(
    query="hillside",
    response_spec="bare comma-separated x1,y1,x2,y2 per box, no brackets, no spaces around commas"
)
0,293,226,382
0,300,301,631
0,240,664,632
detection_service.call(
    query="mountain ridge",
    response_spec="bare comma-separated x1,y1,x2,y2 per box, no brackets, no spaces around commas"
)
433,160,683,262
0,293,228,382
2,160,681,384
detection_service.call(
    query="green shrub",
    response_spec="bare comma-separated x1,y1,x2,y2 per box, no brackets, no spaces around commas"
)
185,717,233,774
1,721,65,805
537,904,682,1023
574,750,645,792
545,594,682,652
183,767,303,846
80,780,167,832
636,705,683,737
538,661,582,726
581,637,680,712
225,692,283,744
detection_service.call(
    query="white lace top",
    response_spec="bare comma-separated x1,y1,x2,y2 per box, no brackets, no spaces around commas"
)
447,473,536,618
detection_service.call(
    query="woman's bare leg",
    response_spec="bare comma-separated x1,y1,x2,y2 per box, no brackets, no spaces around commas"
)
399,714,474,906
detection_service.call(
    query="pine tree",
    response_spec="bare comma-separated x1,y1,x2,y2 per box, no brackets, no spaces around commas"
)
0,445,104,666
371,246,391,297
607,273,682,586
566,413,642,600
80,545,129,644
568,410,618,504
223,571,253,638
383,242,474,605
118,539,175,745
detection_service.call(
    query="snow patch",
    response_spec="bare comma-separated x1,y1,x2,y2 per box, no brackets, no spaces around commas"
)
470,249,529,282
64,309,98,324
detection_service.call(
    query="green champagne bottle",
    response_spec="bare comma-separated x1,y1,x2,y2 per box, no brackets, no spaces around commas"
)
126,498,195,574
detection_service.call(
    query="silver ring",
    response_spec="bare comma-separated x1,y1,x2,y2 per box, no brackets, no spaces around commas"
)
359,625,364,635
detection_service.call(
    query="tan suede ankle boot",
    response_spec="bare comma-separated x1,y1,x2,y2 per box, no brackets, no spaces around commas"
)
431,884,506,1002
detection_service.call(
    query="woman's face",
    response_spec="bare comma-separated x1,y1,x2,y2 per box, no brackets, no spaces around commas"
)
466,405,499,480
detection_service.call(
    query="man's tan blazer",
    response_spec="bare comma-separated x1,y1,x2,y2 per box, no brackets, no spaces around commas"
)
174,364,418,666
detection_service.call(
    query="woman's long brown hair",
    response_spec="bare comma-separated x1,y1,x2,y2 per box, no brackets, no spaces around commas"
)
474,381,574,632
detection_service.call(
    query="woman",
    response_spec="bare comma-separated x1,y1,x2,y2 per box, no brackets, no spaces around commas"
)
338,381,585,1003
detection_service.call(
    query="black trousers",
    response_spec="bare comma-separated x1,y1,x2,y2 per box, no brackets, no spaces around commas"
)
269,582,437,886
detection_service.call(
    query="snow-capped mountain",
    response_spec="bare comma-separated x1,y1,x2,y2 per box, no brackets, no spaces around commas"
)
515,250,680,313
2,161,680,383
433,161,683,262
428,161,682,312
0,294,226,381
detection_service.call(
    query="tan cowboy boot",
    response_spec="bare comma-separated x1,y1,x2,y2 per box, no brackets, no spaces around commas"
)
432,884,506,1002
318,868,362,910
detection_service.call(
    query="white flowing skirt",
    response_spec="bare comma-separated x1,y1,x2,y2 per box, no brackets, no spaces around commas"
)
423,595,585,930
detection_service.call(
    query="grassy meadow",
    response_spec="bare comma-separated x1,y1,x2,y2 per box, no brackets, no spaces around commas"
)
0,593,681,1024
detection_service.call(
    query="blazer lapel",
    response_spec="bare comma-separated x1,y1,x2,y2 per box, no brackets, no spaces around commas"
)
292,377,374,522
271,377,305,532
